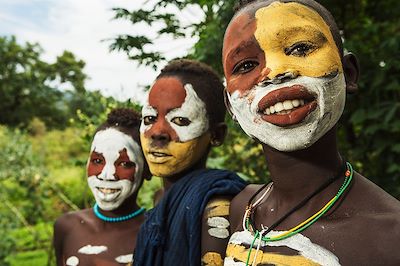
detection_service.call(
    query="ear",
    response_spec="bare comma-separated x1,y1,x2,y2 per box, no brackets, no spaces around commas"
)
343,53,360,94
223,88,237,122
210,122,227,147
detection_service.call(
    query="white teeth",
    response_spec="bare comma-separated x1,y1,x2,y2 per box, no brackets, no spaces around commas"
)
98,187,120,194
275,102,284,112
264,99,306,115
283,100,293,110
270,106,275,114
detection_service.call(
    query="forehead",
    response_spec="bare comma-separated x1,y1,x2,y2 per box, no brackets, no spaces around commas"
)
92,128,133,152
148,76,187,110
223,1,330,55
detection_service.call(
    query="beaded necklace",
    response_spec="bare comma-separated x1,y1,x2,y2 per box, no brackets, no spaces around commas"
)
93,203,145,222
243,162,354,266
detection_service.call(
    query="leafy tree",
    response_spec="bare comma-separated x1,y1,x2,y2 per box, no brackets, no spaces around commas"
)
0,36,87,128
110,0,400,197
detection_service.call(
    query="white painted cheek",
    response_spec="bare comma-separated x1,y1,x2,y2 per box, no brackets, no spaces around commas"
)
166,83,209,142
125,141,144,195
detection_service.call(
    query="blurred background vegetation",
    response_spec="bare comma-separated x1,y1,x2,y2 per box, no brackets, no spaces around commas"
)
1,0,399,265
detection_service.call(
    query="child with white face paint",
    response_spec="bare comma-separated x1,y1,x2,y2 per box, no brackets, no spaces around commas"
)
134,59,246,266
222,1,400,265
53,108,150,266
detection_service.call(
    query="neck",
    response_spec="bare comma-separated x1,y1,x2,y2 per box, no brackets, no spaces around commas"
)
262,127,343,199
162,155,208,191
97,194,140,218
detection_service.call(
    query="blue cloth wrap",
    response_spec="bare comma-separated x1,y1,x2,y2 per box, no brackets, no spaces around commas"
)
133,168,246,266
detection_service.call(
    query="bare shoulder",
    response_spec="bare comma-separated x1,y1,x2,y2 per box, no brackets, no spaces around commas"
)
346,172,400,213
54,209,93,233
230,183,270,231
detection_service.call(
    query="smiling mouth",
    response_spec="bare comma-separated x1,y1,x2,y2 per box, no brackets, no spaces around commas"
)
257,85,317,126
147,150,172,163
97,187,121,194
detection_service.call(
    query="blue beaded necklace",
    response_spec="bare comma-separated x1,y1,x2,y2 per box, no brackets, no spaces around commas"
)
93,203,145,222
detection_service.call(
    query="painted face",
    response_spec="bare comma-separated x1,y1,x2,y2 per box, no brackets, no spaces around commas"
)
223,2,346,151
140,76,210,177
87,128,144,211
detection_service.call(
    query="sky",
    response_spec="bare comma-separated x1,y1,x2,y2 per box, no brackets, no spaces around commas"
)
0,0,202,103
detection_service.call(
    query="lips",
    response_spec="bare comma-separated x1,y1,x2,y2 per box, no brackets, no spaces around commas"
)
257,85,317,126
146,149,172,163
96,187,121,201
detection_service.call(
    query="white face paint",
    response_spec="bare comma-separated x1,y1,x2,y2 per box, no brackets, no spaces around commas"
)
78,245,108,255
140,83,209,142
228,74,346,151
87,128,144,211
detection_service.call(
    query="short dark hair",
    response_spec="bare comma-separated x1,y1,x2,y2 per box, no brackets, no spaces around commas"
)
233,0,344,57
96,108,141,143
157,59,226,127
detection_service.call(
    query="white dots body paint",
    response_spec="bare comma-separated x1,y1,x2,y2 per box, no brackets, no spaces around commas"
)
227,230,340,265
115,254,133,263
208,217,230,228
78,245,108,254
228,74,346,151
140,83,209,142
208,228,230,239
88,128,144,211
66,256,79,266
207,217,230,239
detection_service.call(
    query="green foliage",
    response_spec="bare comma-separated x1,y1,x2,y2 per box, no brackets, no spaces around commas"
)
0,36,85,128
111,0,400,198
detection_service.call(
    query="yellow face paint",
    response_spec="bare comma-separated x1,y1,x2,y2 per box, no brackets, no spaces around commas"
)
255,2,342,79
140,132,211,177
226,243,319,266
202,252,223,266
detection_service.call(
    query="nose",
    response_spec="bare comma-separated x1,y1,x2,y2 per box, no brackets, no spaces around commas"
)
98,164,117,181
147,118,175,146
259,70,299,86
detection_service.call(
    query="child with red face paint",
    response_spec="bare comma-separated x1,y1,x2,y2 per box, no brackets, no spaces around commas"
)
133,59,246,266
222,0,400,265
53,108,150,266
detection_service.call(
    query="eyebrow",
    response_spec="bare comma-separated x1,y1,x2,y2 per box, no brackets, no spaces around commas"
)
279,26,328,43
226,39,258,60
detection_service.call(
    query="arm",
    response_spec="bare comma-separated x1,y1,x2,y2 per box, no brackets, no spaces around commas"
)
53,217,67,266
201,195,232,266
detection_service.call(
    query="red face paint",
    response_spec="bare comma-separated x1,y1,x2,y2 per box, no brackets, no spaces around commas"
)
87,149,136,182
143,76,187,143
223,11,267,95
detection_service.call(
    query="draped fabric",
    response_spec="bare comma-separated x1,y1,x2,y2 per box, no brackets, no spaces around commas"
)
133,169,246,266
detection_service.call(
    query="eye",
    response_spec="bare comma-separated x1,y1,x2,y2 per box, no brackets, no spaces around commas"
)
285,42,316,57
143,116,156,125
119,161,135,169
171,117,191,126
232,60,259,75
92,158,103,164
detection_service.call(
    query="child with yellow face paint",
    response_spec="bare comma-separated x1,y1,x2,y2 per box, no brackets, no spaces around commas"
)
222,0,400,265
53,108,150,266
134,59,246,266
